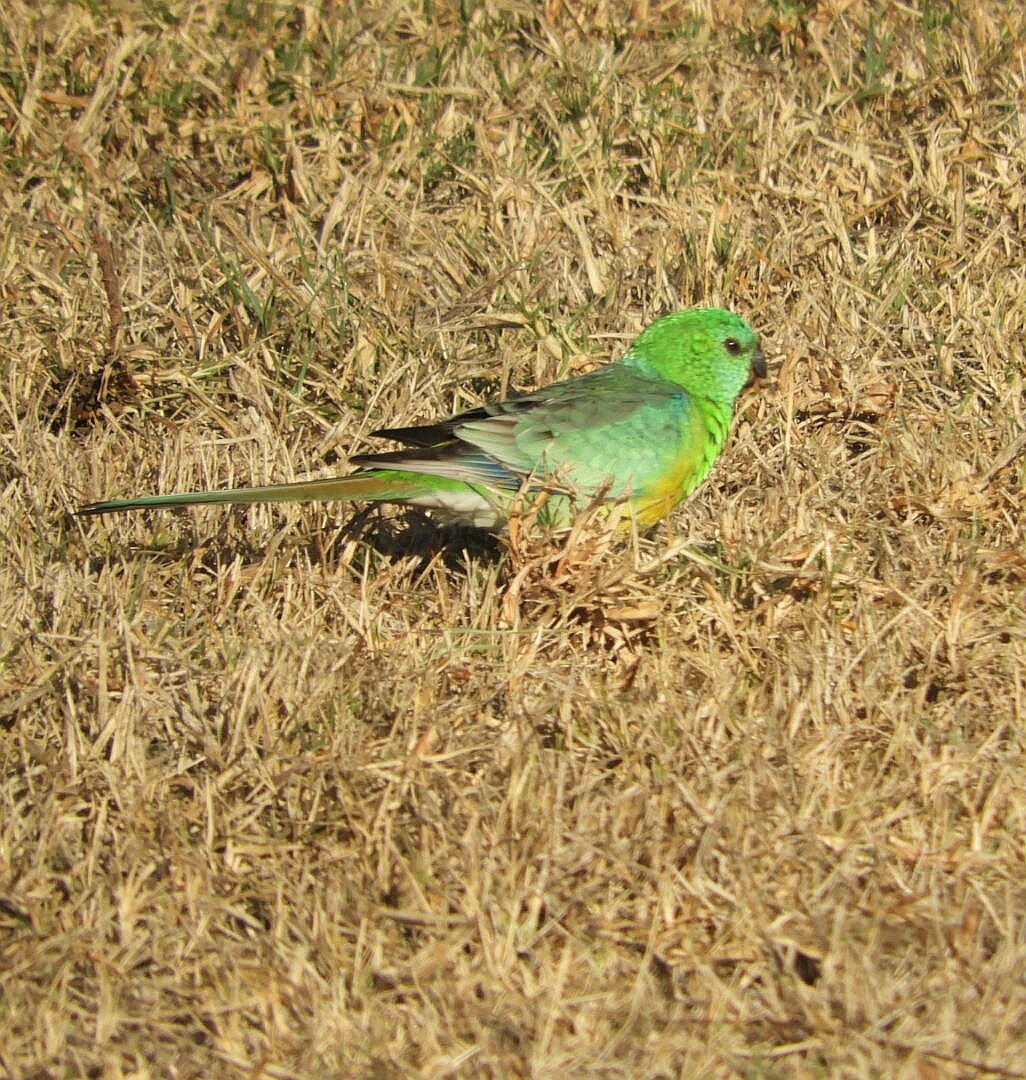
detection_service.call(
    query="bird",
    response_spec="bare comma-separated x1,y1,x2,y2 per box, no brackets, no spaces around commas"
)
78,307,765,531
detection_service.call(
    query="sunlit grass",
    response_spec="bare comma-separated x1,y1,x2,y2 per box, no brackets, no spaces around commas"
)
1,0,1024,1075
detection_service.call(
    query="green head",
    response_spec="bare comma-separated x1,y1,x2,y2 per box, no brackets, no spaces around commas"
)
624,307,765,404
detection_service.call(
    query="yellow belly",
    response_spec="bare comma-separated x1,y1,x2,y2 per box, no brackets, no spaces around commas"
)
630,420,717,526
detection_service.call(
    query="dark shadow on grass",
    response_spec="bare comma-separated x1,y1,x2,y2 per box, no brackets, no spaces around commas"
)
325,504,507,575
74,503,507,579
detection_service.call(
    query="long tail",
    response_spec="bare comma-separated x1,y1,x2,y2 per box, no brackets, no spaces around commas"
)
76,469,468,516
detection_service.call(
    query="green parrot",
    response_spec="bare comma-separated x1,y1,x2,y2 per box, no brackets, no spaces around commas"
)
78,307,765,530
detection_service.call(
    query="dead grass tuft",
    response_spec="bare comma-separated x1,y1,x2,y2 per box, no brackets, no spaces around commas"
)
2,0,1025,1075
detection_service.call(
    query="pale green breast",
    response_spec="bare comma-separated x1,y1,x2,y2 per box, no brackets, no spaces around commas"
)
631,400,728,524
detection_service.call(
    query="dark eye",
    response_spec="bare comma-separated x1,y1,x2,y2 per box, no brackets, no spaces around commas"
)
724,337,742,356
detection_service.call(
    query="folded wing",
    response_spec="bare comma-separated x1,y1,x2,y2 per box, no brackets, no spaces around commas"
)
351,365,695,499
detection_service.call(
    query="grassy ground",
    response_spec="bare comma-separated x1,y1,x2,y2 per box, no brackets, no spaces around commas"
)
2,0,1025,1075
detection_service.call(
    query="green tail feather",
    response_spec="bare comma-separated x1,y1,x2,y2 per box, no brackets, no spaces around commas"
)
77,469,474,516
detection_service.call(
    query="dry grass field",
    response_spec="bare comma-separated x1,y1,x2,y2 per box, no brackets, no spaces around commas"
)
2,0,1025,1075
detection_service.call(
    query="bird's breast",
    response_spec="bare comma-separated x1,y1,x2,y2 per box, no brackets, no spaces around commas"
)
631,409,721,525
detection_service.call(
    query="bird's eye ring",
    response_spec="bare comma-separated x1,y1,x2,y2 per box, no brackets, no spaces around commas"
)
724,337,741,356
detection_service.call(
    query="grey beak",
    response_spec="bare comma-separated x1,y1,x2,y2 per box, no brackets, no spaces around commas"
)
746,349,767,387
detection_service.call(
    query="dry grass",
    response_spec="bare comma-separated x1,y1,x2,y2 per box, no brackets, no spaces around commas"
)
2,0,1025,1075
